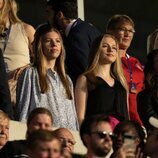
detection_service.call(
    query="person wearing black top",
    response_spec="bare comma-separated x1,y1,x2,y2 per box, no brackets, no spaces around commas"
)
75,34,129,125
137,49,158,131
0,49,13,119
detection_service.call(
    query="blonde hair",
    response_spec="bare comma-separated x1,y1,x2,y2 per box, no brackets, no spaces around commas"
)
0,0,21,33
0,110,10,121
84,34,128,92
33,23,72,99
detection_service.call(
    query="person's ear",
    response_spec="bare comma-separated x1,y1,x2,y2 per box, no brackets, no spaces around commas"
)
83,134,91,145
56,11,64,20
135,137,140,146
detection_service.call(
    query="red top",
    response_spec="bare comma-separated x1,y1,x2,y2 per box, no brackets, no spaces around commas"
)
121,55,144,125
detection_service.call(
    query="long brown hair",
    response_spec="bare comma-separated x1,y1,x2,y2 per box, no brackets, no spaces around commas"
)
33,23,72,99
0,0,21,34
83,33,128,92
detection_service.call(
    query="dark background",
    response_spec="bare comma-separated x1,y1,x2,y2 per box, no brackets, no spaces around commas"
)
17,0,158,64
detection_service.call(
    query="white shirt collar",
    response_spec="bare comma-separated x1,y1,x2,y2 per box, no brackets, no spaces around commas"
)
65,19,77,36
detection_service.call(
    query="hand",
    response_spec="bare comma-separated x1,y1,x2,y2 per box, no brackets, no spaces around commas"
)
110,148,126,158
135,148,143,158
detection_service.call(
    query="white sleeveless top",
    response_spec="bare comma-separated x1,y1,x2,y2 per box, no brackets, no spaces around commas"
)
0,23,30,72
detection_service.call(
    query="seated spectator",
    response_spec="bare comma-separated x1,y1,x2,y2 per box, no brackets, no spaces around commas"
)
16,23,79,131
111,120,145,158
80,114,114,158
0,110,10,149
144,117,158,158
0,107,53,158
137,49,158,131
27,130,61,158
53,128,76,158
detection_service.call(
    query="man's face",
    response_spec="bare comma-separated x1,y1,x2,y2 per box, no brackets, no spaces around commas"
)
56,129,76,158
112,22,134,50
0,118,9,148
87,121,113,157
145,128,158,156
46,5,55,26
45,5,60,30
31,139,61,158
28,114,52,134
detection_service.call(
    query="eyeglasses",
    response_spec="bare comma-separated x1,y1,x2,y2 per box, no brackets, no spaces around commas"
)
115,27,135,35
58,137,76,146
90,131,114,139
123,133,138,140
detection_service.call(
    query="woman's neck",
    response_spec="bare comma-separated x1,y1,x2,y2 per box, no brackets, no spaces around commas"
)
46,59,56,70
97,64,112,79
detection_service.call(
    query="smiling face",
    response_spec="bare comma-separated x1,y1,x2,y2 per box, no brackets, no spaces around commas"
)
99,36,118,64
42,31,62,61
54,128,75,157
113,22,134,50
0,118,9,149
28,114,52,134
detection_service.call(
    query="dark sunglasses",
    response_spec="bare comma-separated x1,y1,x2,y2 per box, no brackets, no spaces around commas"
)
90,131,115,139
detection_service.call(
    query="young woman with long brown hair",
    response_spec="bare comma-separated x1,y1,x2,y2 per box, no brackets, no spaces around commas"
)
16,23,79,131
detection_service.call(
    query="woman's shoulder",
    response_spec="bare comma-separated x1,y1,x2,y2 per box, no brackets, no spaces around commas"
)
20,66,37,77
22,22,35,39
76,75,88,85
23,22,35,32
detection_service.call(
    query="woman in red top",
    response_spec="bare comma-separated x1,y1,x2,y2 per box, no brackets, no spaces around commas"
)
106,14,144,125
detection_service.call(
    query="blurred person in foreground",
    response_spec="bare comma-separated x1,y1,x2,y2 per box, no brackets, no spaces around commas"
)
0,110,10,149
53,128,76,158
144,117,158,158
111,120,145,158
80,114,114,158
27,130,61,158
0,107,53,158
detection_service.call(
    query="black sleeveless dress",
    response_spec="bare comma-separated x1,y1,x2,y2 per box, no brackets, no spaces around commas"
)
85,76,129,120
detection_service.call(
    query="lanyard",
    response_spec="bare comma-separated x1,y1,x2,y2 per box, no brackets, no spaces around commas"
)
123,54,133,83
2,24,12,53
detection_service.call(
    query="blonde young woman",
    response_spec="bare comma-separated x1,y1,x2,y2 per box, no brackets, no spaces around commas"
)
75,34,129,125
0,0,35,73
16,23,79,131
